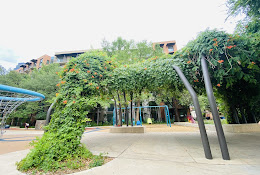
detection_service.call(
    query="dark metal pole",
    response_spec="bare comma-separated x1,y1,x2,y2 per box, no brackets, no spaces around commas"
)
172,65,212,159
46,101,55,125
201,56,230,160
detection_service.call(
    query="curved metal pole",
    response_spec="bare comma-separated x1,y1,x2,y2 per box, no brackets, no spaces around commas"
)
201,56,230,160
46,101,55,126
173,65,213,159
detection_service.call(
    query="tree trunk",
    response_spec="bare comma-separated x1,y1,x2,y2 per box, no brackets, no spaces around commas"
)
100,107,105,124
123,91,128,127
157,108,161,122
91,114,95,124
232,106,240,124
11,118,14,126
159,101,165,122
130,92,133,126
172,97,180,122
17,118,19,126
117,91,122,126
97,106,100,126
251,111,257,123
240,107,247,124
114,97,118,126
136,100,140,121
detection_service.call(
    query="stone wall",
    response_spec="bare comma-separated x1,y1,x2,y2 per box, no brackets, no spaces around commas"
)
35,120,46,130
174,122,260,133
110,126,145,133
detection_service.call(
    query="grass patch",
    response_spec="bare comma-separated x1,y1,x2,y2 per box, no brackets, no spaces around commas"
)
17,153,113,175
204,119,228,125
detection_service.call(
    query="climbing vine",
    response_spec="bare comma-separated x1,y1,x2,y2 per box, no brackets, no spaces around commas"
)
174,29,259,123
17,29,259,172
17,51,116,172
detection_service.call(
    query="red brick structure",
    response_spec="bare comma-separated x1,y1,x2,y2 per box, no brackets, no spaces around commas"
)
15,40,177,73
15,55,51,73
153,40,177,54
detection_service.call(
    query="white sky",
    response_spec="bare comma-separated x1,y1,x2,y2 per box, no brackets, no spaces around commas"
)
0,0,242,70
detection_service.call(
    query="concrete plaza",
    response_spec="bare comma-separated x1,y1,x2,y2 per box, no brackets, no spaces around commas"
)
0,125,260,175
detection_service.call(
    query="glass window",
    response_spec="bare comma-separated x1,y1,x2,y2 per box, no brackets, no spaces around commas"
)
46,60,49,64
39,59,43,66
168,45,174,52
57,57,64,62
51,57,54,63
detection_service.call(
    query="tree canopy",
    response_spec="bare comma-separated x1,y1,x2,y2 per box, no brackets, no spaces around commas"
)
227,0,260,19
15,1,260,170
0,64,61,123
16,28,259,172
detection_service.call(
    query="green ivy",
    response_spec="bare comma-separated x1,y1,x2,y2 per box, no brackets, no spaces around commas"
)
17,29,259,172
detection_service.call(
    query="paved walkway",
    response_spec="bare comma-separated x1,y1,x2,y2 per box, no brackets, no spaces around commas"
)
79,131,260,175
0,127,105,155
0,126,260,175
0,129,44,154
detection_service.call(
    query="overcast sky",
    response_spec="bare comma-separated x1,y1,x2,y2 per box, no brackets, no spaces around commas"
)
0,0,242,70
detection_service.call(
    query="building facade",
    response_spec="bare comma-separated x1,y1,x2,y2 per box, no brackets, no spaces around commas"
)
53,40,178,66
153,40,177,55
15,55,52,73
14,40,177,73
54,50,90,66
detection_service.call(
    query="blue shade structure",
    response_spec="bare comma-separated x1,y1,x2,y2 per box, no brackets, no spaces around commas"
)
0,84,45,137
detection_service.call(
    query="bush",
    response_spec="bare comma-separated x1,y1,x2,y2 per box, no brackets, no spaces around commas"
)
89,154,105,168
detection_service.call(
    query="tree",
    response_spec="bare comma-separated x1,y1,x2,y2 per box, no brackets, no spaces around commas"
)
227,0,260,35
225,0,260,122
0,70,27,86
102,37,164,64
102,37,166,125
17,29,259,172
17,51,114,172
227,0,260,19
0,65,7,75
174,29,259,123
1,64,61,126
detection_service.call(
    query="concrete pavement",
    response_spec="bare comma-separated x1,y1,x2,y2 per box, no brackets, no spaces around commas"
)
0,129,260,174
78,131,260,175
0,129,43,154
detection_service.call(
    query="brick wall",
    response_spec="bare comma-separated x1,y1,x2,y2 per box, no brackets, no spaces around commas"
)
15,54,51,73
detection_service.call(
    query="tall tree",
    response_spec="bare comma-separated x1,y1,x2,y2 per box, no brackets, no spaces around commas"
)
227,0,260,19
0,65,7,75
1,64,61,125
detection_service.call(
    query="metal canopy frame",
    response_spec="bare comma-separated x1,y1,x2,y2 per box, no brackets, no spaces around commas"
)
0,84,45,138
